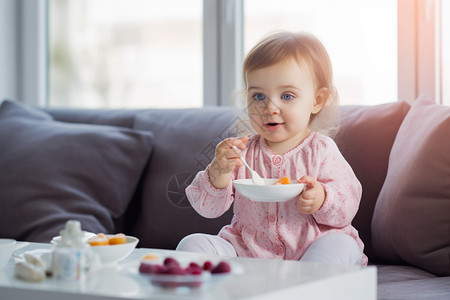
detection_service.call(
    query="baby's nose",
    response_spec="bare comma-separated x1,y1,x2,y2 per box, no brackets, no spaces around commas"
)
264,100,280,114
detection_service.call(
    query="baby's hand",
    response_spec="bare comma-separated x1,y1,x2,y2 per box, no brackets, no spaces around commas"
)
209,136,248,189
296,176,325,214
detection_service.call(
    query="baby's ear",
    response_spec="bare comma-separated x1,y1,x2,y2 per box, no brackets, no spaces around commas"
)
312,87,329,114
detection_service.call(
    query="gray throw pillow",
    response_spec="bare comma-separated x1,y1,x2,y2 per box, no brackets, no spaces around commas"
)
0,100,153,242
372,97,450,276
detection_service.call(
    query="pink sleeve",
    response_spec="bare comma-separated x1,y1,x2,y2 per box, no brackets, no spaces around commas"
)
312,140,362,227
185,165,235,218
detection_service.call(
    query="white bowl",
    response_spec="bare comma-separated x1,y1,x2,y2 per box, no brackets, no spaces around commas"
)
233,178,305,202
51,231,96,244
90,235,139,265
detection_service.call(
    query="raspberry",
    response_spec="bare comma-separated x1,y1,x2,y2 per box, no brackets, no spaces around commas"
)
185,265,203,275
161,264,185,275
139,262,159,274
203,261,214,271
211,261,231,274
163,257,180,267
189,262,201,269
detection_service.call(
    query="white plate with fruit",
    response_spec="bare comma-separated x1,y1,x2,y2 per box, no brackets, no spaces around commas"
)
123,255,244,289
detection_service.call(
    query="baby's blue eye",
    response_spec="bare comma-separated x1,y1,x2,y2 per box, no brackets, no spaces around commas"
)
253,93,265,101
281,94,294,101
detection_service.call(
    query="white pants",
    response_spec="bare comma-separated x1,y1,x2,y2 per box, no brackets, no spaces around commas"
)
176,233,238,257
176,232,362,265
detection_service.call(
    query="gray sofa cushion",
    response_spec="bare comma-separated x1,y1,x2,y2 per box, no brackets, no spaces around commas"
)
377,265,450,299
0,100,153,242
131,107,249,249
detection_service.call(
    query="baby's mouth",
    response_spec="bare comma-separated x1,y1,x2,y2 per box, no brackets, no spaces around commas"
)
265,122,283,126
264,122,284,130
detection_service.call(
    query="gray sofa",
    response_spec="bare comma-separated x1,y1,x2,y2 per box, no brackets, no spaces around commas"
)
0,99,449,299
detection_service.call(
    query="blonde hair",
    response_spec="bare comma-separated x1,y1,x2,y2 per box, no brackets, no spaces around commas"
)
242,31,340,137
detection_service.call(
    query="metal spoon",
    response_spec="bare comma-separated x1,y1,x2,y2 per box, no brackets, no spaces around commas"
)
232,146,265,185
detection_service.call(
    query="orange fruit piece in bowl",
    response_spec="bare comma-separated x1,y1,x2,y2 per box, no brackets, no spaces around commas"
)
88,233,109,246
274,177,291,185
108,233,127,245
141,253,159,261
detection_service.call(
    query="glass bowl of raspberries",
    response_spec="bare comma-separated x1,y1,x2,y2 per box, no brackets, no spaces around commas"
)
138,256,240,289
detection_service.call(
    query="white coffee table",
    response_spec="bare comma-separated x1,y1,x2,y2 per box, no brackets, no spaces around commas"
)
0,242,376,300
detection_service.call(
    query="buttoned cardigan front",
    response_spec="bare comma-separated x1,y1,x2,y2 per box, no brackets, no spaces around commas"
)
186,133,368,265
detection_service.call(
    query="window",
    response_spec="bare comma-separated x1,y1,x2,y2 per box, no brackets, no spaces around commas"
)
244,0,398,106
14,0,448,107
49,0,202,108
